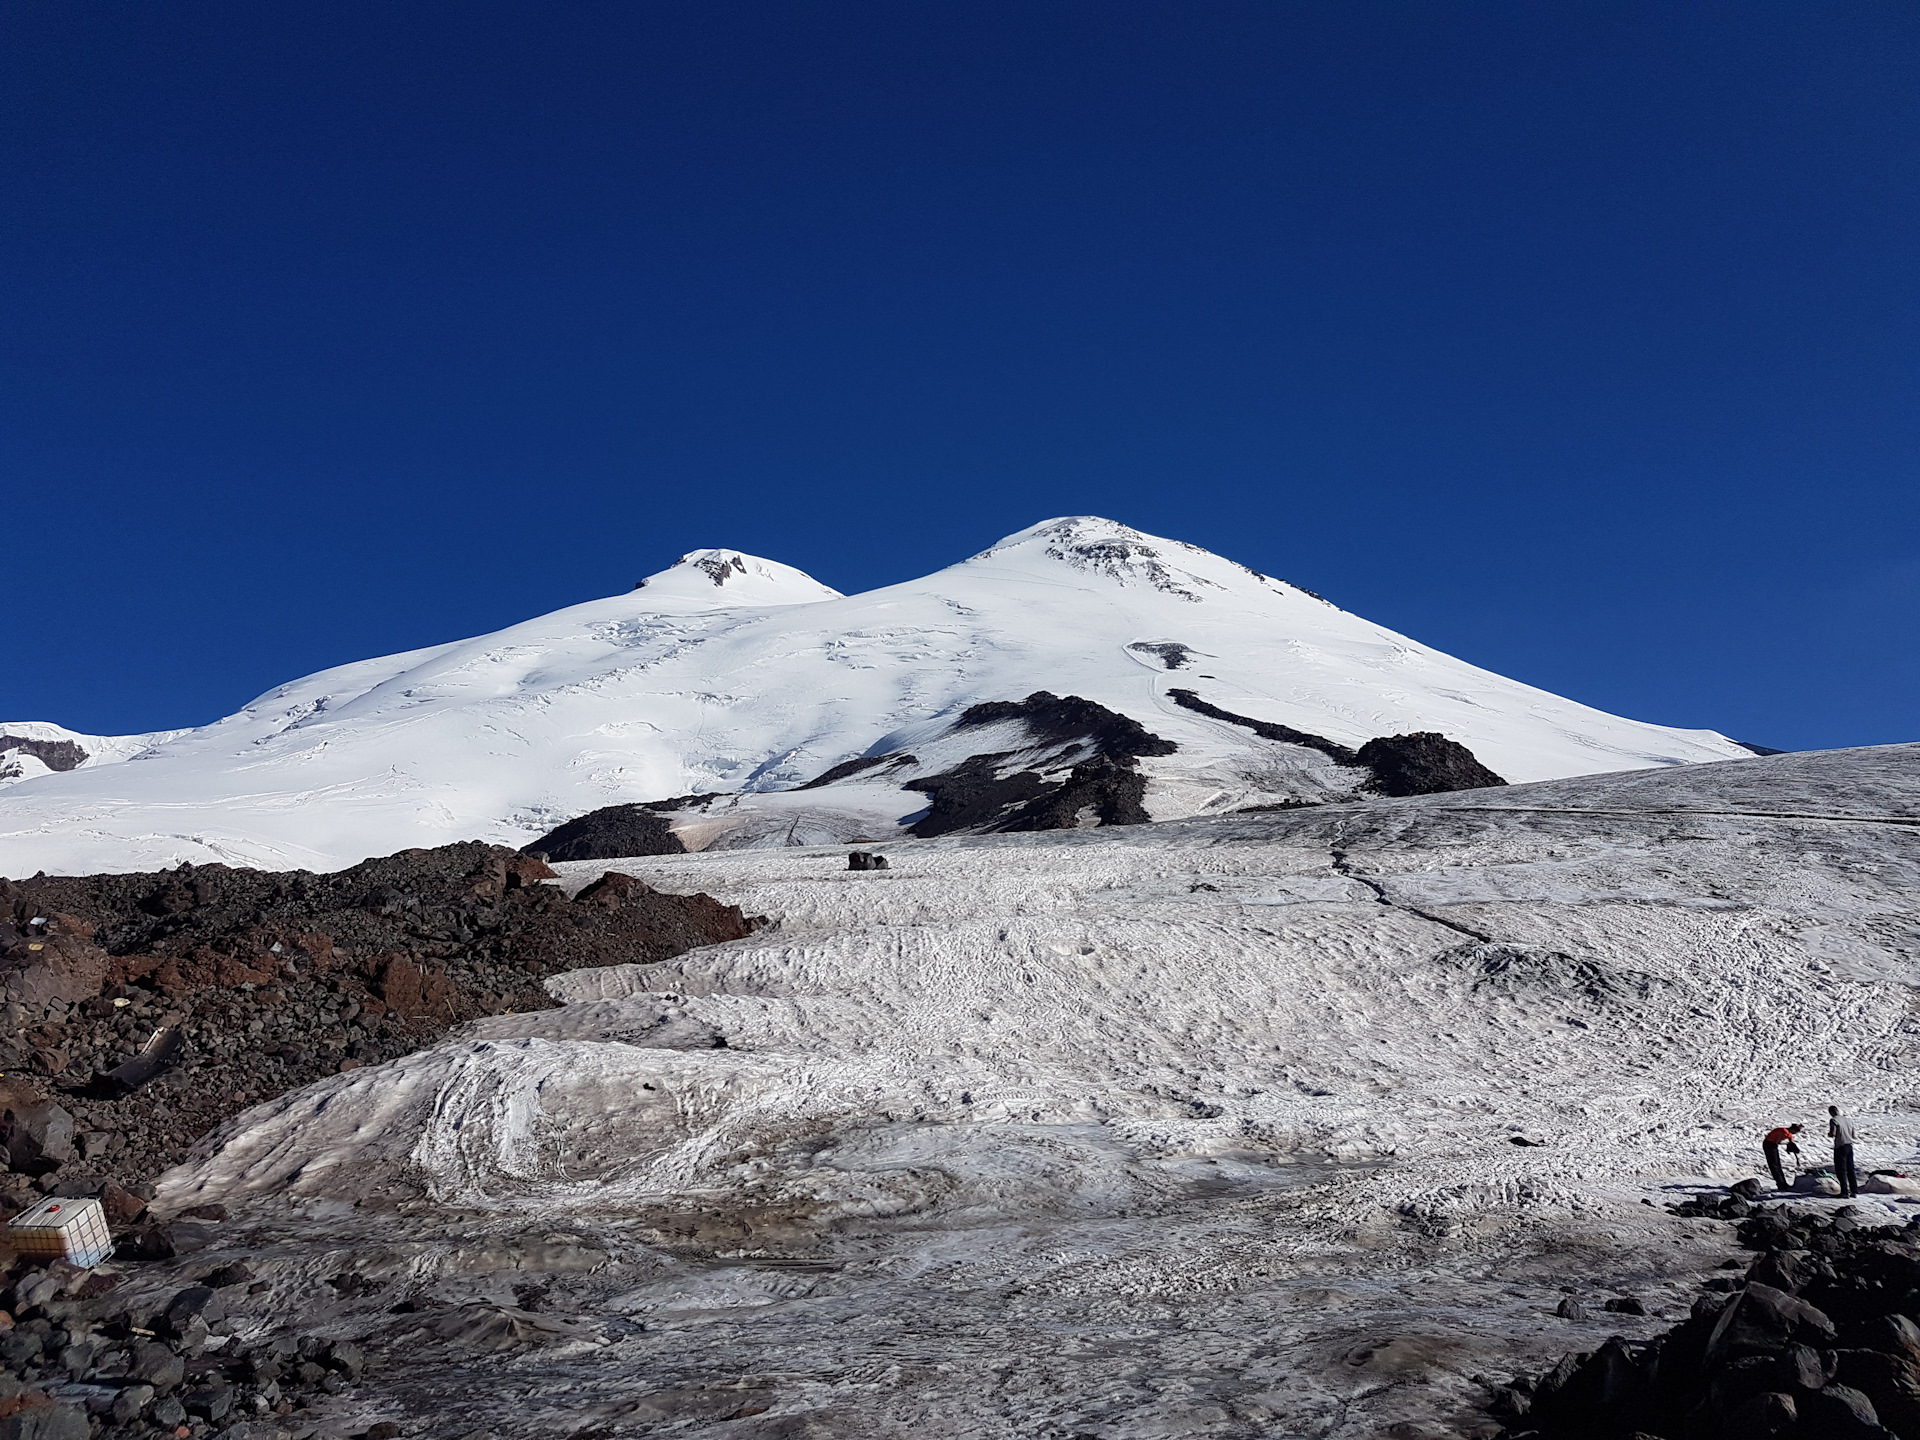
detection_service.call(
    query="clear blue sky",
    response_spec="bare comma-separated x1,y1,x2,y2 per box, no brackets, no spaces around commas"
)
6,2,1916,752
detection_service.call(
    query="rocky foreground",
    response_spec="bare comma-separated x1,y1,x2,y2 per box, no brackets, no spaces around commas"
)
0,842,768,1438
1499,1189,1920,1438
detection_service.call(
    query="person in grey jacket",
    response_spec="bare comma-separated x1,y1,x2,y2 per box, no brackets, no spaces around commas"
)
1829,1105,1859,1198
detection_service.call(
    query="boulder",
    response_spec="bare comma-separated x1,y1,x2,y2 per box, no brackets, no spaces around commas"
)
1723,1389,1796,1438
0,1400,88,1440
1708,1346,1833,1409
129,1340,184,1390
162,1284,222,1332
1834,1350,1920,1436
201,1260,252,1289
97,1182,146,1227
0,1101,73,1170
1801,1384,1893,1438
180,1383,232,1421
1864,1314,1920,1367
372,953,452,1019
109,1385,152,1424
1749,1249,1820,1295
0,917,107,1009
1706,1283,1838,1365
325,1339,366,1377
1529,1337,1648,1432
115,1223,177,1262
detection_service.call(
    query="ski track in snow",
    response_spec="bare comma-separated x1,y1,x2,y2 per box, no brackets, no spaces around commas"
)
128,743,1920,1439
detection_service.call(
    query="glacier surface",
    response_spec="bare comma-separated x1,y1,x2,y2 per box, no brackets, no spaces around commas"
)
135,742,1920,1438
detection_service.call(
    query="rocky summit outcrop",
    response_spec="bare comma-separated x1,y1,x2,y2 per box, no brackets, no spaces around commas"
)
1494,1202,1920,1439
0,843,763,1196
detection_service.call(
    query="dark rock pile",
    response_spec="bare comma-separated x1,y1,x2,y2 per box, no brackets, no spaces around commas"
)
1357,732,1508,798
522,804,686,861
1494,1201,1920,1438
906,692,1176,839
2,1248,376,1439
907,753,1158,837
1166,689,1508,797
950,691,1178,761
0,843,763,1196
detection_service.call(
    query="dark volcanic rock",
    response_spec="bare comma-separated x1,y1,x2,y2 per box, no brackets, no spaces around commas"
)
1165,688,1358,764
903,693,1174,839
0,1097,74,1171
1166,693,1505,801
0,842,761,1185
905,755,1053,838
1353,732,1506,797
523,804,687,862
0,1399,89,1440
799,753,917,790
997,756,1155,831
907,754,1158,838
1,913,110,1010
953,691,1176,761
0,735,87,773
1126,641,1195,670
1506,1206,1920,1440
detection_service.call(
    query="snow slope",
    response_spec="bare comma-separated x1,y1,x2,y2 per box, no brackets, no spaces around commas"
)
0,518,1750,876
154,742,1920,1438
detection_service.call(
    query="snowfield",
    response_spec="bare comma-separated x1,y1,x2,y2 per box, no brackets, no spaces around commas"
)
0,518,1751,876
141,742,1920,1439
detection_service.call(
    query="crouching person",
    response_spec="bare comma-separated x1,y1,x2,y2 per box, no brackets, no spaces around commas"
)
1762,1123,1803,1189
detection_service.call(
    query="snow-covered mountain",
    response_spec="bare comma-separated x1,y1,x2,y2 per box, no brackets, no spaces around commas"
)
0,517,1751,875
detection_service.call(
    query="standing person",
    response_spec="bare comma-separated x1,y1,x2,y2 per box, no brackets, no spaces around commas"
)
1829,1106,1859,1199
1762,1123,1803,1189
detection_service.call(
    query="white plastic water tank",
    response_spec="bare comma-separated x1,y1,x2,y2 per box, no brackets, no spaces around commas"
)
7,1195,114,1268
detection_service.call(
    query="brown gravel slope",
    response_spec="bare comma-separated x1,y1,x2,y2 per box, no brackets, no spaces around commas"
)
0,842,763,1202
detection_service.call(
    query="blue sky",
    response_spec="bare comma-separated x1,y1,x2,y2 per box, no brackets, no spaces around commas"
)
5,2,1916,751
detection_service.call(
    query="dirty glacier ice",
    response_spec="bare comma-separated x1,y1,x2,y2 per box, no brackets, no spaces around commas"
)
152,743,1920,1438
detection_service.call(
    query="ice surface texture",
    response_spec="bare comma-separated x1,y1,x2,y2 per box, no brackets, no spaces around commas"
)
153,742,1920,1438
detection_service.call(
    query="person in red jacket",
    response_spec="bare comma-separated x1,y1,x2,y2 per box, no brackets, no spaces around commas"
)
1763,1123,1803,1189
